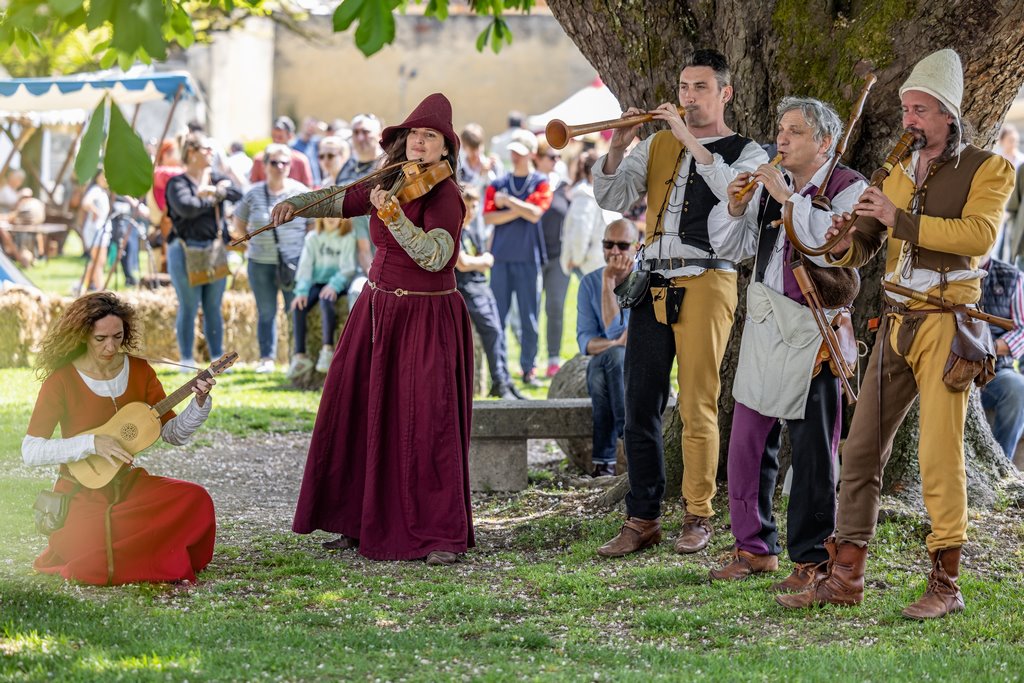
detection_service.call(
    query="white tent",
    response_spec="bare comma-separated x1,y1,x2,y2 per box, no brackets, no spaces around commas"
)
527,77,623,134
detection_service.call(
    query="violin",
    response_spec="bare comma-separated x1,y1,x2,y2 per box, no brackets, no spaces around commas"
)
377,159,453,224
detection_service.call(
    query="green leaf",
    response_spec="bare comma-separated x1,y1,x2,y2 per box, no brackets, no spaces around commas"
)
110,0,144,54
333,0,366,31
50,0,83,17
475,24,491,52
104,102,154,196
86,0,115,30
425,0,448,20
353,0,396,57
135,0,167,60
490,17,504,53
99,47,118,69
75,98,107,184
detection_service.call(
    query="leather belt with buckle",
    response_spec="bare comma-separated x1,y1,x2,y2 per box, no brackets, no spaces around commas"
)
638,258,736,272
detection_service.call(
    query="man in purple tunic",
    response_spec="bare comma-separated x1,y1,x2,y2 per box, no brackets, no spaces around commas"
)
707,97,867,591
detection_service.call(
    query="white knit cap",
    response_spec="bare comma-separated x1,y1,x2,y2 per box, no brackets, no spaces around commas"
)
899,49,963,118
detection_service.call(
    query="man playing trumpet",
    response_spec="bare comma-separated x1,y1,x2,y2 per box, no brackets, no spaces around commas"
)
777,49,1015,619
707,97,867,588
592,49,769,558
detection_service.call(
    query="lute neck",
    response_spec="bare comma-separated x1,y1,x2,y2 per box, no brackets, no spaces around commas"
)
152,370,211,417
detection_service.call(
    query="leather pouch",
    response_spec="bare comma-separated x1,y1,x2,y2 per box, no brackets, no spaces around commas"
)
650,284,685,326
33,490,71,536
894,312,926,357
614,269,650,310
943,310,996,392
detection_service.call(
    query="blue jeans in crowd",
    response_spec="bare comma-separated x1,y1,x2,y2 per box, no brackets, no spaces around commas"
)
586,345,626,465
980,367,1024,459
167,239,226,362
293,282,342,353
247,260,295,360
541,259,570,360
491,261,540,375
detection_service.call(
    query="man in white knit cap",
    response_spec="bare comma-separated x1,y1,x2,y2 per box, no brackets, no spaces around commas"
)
777,49,1015,619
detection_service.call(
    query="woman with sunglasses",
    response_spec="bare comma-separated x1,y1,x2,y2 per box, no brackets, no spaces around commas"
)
165,134,242,368
232,143,310,373
272,94,473,567
315,136,351,188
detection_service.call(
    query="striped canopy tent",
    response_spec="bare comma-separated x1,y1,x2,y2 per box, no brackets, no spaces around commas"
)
0,69,198,207
0,70,197,126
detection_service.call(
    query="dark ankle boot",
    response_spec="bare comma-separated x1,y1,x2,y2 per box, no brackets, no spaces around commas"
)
901,547,965,620
775,536,867,608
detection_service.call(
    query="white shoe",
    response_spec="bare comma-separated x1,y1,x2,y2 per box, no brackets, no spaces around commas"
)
255,358,275,374
315,347,334,373
286,356,313,380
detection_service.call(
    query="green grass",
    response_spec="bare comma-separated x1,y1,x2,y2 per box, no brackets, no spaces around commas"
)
16,231,156,296
1,364,1023,680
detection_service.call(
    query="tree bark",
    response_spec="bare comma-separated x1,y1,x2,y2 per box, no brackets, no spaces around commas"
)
546,0,1024,503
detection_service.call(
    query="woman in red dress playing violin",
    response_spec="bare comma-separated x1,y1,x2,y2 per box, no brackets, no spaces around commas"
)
272,93,474,565
24,292,217,585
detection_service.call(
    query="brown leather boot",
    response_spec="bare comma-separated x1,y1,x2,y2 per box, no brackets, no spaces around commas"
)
769,561,828,593
901,547,965,620
709,549,779,581
775,537,867,608
596,517,662,558
674,513,713,554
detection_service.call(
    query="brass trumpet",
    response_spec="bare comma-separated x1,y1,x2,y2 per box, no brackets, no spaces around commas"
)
545,106,686,149
733,153,784,202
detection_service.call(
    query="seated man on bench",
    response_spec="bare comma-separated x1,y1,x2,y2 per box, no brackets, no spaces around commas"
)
576,218,638,477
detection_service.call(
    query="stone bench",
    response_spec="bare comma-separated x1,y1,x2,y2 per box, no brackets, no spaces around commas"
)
469,398,593,491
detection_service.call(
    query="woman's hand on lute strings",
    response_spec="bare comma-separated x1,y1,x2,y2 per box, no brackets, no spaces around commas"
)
93,434,133,467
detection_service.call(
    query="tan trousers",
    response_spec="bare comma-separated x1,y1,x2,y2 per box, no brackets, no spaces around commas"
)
671,270,738,517
836,310,969,551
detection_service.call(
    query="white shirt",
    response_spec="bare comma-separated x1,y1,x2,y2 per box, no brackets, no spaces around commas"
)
593,134,769,277
708,158,868,294
21,357,212,467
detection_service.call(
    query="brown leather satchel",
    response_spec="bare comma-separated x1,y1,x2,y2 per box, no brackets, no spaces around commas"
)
943,309,996,392
804,259,860,309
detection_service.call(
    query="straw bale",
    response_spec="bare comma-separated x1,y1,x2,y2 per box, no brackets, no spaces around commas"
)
0,287,287,368
0,287,55,367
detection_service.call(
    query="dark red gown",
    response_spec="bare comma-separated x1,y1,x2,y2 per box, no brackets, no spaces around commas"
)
28,357,216,585
291,179,475,560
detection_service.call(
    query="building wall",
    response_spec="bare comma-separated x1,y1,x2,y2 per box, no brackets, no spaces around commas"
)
273,13,598,144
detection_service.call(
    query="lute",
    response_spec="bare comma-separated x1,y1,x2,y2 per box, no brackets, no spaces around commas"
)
67,352,238,489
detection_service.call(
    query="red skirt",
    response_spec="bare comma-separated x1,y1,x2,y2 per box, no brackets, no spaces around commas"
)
35,467,216,585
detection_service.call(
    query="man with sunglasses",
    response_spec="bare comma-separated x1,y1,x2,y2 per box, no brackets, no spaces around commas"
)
576,219,639,477
593,49,768,558
777,50,1015,620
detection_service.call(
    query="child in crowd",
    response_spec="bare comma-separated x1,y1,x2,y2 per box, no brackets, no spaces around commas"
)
288,216,358,378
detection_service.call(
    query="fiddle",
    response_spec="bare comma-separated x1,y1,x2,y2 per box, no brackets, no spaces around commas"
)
377,159,453,224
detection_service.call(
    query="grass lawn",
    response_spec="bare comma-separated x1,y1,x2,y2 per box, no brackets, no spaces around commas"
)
4,237,1021,680
1,367,1024,681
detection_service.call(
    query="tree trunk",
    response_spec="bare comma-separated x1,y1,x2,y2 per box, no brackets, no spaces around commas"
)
547,0,1024,503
